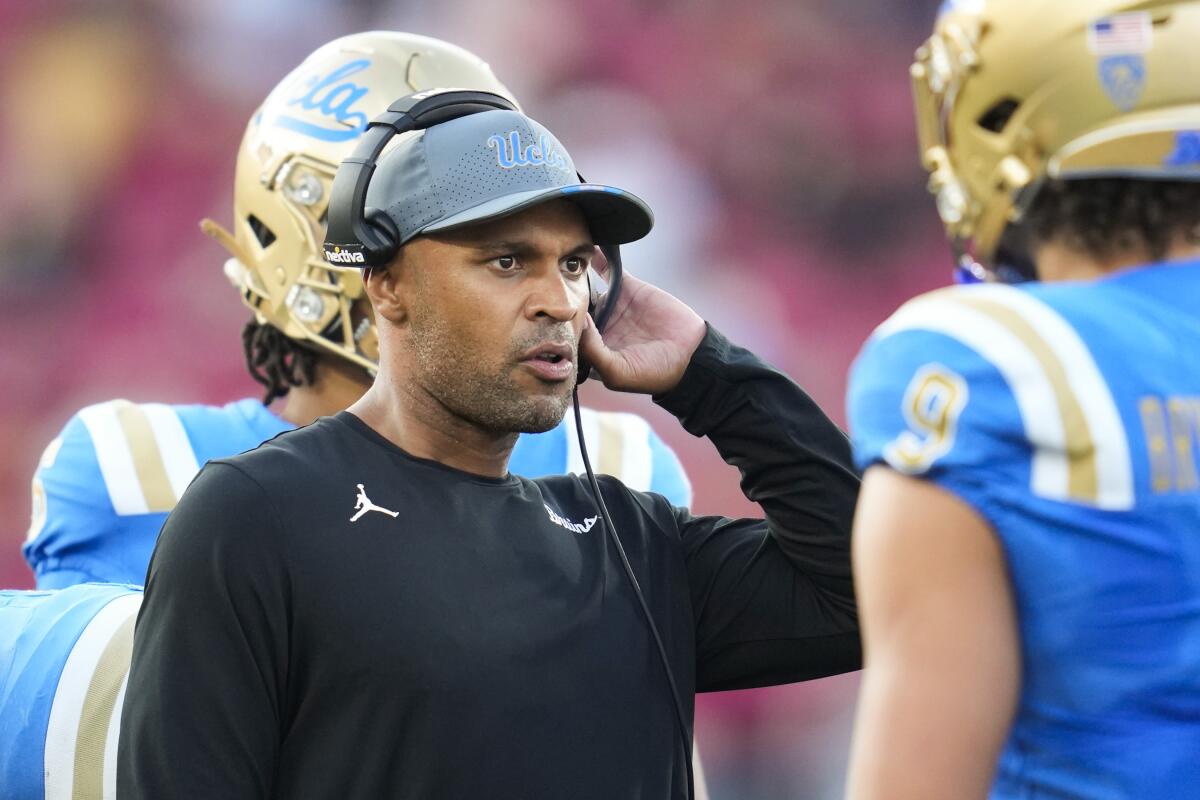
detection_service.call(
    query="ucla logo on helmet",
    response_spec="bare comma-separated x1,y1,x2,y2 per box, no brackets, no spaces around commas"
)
273,59,374,143
1096,55,1146,111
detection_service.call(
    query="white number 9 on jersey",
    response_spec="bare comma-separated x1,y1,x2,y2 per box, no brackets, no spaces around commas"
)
884,364,969,474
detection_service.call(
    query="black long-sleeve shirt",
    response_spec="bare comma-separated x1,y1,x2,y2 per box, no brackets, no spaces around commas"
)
117,327,861,799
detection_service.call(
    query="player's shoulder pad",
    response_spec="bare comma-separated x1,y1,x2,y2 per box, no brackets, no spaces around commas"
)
47,399,202,518
848,284,1133,509
569,408,692,506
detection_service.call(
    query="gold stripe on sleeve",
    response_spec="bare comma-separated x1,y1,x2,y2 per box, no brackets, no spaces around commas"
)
72,614,135,800
953,296,1099,502
113,400,177,512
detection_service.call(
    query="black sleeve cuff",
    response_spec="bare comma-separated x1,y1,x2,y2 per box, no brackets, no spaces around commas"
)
653,323,773,438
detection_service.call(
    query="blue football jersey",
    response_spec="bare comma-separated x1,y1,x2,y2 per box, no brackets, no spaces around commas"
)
0,583,142,799
24,399,290,589
847,259,1200,799
25,399,692,588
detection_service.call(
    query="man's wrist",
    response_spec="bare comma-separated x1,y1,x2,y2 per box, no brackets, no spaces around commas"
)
652,323,728,429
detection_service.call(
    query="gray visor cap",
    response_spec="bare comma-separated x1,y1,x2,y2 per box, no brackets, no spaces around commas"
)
364,109,653,246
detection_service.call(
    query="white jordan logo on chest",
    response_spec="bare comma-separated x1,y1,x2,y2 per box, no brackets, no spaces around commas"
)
350,483,399,522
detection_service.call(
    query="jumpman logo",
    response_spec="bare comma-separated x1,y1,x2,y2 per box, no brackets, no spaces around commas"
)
350,483,399,522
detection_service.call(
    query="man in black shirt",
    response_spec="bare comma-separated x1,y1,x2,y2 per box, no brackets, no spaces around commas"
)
118,107,861,799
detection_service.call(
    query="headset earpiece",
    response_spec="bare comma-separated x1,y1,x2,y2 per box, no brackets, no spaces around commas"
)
362,208,401,263
587,271,599,318
575,245,620,387
575,271,601,386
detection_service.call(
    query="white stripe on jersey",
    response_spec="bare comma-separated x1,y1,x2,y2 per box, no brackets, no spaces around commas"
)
79,402,150,516
566,408,601,477
44,592,142,799
607,413,654,491
103,676,130,799
970,285,1133,509
40,435,65,469
141,403,202,500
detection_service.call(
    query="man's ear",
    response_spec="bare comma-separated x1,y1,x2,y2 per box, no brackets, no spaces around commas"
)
362,257,409,325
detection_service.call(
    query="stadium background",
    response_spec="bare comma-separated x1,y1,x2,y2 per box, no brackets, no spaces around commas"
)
0,0,947,796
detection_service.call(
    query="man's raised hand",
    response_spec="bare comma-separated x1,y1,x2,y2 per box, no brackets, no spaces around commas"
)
579,257,705,395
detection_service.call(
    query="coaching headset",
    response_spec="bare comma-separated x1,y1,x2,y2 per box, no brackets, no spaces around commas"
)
321,89,693,799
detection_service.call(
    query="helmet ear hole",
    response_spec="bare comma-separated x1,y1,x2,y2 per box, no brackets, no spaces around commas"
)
977,97,1021,134
247,214,277,249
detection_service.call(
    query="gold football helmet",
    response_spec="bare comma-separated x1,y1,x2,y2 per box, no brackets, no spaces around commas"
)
202,32,519,373
912,1,1200,280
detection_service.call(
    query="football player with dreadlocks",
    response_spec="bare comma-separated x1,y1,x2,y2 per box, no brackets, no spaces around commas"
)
5,33,700,798
22,31,692,591
845,2,1200,798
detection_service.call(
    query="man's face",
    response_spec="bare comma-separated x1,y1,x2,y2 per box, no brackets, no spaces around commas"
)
400,199,593,434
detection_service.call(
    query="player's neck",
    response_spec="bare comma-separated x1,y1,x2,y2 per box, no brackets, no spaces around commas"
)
1036,236,1200,282
347,380,519,479
275,357,373,428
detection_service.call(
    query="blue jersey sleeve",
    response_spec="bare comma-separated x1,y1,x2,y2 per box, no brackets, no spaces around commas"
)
22,400,227,589
25,398,290,590
847,294,1029,524
23,412,159,588
850,283,1140,517
0,583,143,797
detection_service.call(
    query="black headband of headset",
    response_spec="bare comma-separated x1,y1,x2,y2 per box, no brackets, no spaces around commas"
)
323,89,518,267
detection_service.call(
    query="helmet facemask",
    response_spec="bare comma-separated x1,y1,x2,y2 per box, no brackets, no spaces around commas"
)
206,151,378,374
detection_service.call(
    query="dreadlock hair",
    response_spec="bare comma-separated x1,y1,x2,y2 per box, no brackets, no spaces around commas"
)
242,319,318,405
1025,178,1200,265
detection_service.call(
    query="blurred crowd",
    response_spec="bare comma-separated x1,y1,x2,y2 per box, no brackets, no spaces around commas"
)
0,0,947,796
